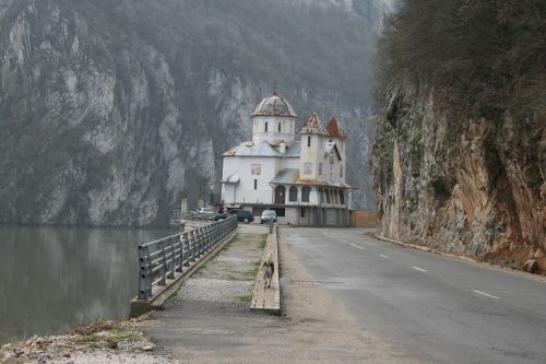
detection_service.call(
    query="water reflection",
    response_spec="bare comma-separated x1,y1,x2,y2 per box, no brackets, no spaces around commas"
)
0,225,174,343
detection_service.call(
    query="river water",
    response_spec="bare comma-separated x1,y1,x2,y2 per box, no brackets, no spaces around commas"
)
0,225,175,344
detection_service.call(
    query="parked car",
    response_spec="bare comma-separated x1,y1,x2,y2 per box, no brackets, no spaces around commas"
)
196,207,214,215
213,212,228,221
260,210,277,224
236,210,254,224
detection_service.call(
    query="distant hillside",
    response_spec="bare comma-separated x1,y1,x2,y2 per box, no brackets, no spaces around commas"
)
0,0,388,225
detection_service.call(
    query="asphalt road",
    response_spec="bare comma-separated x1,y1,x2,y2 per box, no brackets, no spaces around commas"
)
283,227,546,364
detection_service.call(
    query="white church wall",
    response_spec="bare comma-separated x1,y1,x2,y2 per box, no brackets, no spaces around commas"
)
252,116,296,145
299,134,324,180
283,157,300,169
221,157,239,180
236,156,278,205
222,185,235,204
285,207,298,225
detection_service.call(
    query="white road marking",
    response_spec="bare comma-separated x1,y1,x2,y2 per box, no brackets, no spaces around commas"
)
413,266,427,273
473,290,500,300
350,243,365,250
379,254,390,259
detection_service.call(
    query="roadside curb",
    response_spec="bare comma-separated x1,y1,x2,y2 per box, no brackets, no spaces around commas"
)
371,233,546,283
250,224,281,314
130,230,238,317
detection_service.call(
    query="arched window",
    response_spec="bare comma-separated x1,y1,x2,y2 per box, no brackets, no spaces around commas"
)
307,135,311,147
302,186,311,203
265,122,268,132
339,190,345,204
274,185,286,204
289,186,298,202
278,122,281,133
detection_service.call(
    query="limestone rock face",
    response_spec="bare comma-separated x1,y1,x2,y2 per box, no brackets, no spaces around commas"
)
373,83,546,271
0,0,388,225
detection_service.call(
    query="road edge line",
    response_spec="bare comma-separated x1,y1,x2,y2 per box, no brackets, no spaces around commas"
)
372,234,546,283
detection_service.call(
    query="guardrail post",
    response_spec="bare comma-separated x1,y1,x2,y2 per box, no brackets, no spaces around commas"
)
176,234,184,272
183,232,190,267
196,227,202,256
160,240,167,286
212,222,218,246
138,245,150,300
190,230,197,262
168,237,175,279
200,227,206,255
207,225,213,250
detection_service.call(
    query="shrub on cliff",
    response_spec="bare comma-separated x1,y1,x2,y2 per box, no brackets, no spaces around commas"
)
378,0,546,120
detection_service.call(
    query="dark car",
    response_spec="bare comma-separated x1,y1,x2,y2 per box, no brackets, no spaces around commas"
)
213,212,228,221
236,210,254,224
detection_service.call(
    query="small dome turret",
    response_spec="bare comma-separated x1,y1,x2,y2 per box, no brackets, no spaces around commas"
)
252,93,297,118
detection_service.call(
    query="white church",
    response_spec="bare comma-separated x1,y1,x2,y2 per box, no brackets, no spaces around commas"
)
221,93,353,226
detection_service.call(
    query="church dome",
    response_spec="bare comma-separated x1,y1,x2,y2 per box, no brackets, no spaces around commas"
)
252,93,297,118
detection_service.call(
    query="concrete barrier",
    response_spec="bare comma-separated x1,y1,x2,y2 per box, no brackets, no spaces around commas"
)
250,224,281,314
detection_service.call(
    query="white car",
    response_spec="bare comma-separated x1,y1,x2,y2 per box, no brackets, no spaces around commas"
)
195,208,215,215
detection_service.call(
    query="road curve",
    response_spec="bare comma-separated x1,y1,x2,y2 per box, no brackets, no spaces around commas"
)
283,227,546,364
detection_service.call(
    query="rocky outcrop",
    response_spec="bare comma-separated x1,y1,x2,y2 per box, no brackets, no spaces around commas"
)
373,83,546,271
0,0,388,225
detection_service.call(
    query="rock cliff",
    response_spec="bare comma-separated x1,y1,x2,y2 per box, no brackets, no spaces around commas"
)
374,0,546,272
374,84,545,270
0,0,388,225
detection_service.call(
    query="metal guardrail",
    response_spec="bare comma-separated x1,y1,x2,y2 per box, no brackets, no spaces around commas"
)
137,216,237,300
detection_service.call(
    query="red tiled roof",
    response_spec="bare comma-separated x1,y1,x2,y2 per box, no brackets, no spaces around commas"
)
326,116,347,140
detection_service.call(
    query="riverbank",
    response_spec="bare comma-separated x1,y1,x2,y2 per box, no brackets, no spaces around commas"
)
0,318,175,364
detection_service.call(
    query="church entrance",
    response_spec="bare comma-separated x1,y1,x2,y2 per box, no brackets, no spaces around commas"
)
274,186,286,204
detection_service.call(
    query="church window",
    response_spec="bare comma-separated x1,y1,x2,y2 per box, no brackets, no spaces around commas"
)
254,179,258,190
307,135,311,147
274,186,286,204
251,164,261,175
325,190,331,203
265,122,268,132
289,186,298,202
340,190,345,204
278,122,281,132
303,163,312,175
302,187,311,202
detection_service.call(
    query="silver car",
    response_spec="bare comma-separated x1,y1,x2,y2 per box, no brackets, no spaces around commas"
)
260,210,277,224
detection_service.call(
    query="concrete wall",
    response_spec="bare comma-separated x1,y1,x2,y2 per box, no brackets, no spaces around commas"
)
351,211,379,228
